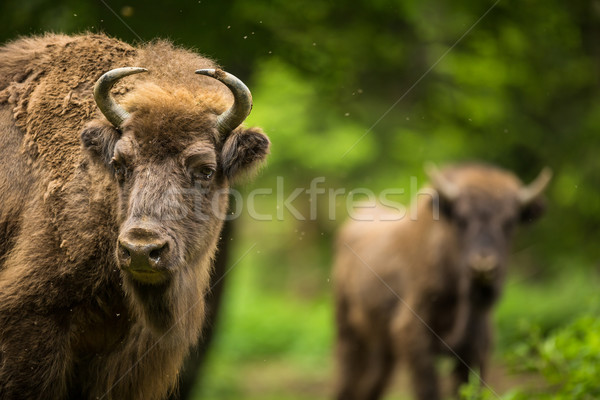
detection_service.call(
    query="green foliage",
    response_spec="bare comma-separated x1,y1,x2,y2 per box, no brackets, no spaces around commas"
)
460,316,600,400
495,268,600,352
246,58,376,172
459,374,499,400
530,316,600,399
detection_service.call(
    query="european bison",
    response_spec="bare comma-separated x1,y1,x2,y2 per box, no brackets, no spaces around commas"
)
333,163,551,400
0,33,269,399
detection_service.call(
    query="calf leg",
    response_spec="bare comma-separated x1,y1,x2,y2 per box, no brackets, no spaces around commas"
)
334,299,370,400
450,358,472,396
450,316,492,396
392,305,440,400
335,292,398,400
406,349,439,400
335,329,395,400
361,341,395,400
335,330,367,400
451,350,489,397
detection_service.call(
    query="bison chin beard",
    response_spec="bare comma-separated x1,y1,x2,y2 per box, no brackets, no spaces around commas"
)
469,277,501,309
123,275,174,333
121,261,206,337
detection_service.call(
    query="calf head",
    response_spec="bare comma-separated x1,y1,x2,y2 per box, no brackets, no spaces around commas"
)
81,68,269,330
426,163,551,301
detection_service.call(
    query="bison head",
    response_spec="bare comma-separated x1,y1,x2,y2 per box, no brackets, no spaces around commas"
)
80,67,269,330
426,163,551,302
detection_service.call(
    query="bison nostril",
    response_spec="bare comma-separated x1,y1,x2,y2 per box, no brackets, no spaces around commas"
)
118,242,131,264
149,243,167,263
149,249,160,261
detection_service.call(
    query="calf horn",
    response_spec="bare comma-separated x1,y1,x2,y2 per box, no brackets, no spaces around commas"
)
195,69,253,134
94,67,148,128
518,167,552,205
425,162,460,201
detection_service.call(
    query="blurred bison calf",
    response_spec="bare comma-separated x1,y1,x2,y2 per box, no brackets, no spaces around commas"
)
0,34,269,399
333,163,551,400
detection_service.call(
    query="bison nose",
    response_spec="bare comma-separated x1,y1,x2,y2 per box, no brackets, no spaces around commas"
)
117,225,171,274
118,239,168,270
468,253,499,275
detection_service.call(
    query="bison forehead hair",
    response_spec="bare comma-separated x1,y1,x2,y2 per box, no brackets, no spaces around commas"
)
121,84,223,153
134,39,231,96
440,163,522,197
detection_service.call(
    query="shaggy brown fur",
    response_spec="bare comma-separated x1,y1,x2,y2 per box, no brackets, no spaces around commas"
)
333,164,548,400
0,33,269,400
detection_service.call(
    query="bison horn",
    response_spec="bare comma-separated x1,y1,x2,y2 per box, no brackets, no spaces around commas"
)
94,67,148,128
518,167,552,205
425,162,460,201
195,69,253,134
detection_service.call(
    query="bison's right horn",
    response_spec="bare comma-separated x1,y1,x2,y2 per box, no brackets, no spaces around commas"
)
425,162,460,201
518,167,552,205
94,67,148,128
195,69,253,134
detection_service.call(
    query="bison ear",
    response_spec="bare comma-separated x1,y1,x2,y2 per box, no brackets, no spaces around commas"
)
221,127,270,181
519,196,546,224
80,121,120,166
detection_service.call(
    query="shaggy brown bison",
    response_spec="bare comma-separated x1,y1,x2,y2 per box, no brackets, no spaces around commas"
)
0,33,269,399
333,163,551,400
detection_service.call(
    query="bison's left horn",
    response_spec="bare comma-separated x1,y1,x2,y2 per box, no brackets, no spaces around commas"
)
425,162,460,201
94,67,148,128
518,167,552,205
195,69,252,134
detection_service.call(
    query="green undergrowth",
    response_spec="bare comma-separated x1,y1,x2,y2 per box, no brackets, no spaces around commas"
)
495,267,600,352
461,316,600,400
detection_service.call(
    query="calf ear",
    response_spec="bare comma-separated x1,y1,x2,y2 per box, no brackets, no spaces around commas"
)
80,120,120,167
221,127,270,181
520,197,546,224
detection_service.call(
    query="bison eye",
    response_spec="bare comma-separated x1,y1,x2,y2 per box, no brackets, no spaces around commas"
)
455,216,468,231
192,166,215,183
